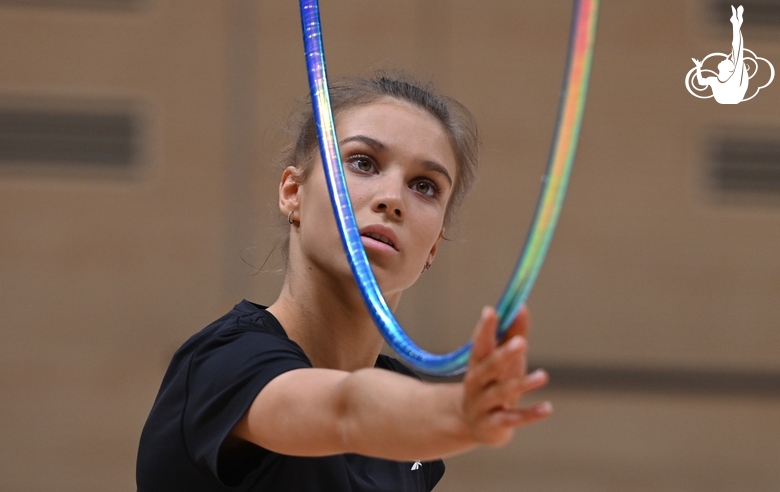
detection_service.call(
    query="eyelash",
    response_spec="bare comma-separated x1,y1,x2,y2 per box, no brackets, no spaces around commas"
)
346,154,377,174
345,153,442,198
411,179,441,198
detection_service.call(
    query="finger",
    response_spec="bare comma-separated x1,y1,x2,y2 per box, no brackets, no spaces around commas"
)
496,309,535,384
491,401,553,427
465,335,526,391
500,344,525,383
499,306,530,344
497,369,549,404
503,369,549,407
477,369,548,414
522,369,549,393
469,306,498,367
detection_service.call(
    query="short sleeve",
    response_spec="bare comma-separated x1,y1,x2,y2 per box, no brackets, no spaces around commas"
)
182,321,312,485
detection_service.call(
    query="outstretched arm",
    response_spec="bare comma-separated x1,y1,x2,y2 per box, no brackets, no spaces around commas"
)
693,58,710,87
231,306,550,461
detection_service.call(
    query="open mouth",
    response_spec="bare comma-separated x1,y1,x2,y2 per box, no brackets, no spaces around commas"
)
361,232,396,250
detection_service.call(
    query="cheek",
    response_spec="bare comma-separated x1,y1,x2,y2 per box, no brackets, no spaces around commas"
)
298,180,343,259
309,200,337,235
409,209,444,258
342,173,374,208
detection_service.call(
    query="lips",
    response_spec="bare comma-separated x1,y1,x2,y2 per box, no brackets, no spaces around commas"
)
359,225,399,251
363,232,395,247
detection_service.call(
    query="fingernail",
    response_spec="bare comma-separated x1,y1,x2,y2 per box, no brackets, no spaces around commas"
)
528,369,547,382
507,336,522,351
536,401,553,415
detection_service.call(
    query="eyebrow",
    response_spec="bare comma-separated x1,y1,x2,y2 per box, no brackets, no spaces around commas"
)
420,160,453,188
339,135,386,153
339,134,454,188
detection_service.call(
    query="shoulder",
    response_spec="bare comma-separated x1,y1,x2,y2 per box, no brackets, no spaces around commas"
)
139,301,314,489
206,299,294,341
185,301,313,387
181,300,310,364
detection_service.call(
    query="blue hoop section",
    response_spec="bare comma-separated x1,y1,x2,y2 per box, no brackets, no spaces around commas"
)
299,0,599,376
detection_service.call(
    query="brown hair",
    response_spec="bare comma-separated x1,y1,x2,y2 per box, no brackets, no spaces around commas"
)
277,72,480,263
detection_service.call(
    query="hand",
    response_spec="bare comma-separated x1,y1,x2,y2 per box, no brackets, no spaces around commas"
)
692,58,702,67
460,306,551,447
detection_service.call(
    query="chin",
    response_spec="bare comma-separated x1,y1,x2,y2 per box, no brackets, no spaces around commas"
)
314,248,414,300
364,263,416,298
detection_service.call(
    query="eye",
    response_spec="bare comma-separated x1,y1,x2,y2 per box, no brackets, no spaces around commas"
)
346,154,377,173
411,179,440,198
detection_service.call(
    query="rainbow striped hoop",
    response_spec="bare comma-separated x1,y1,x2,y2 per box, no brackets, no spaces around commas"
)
299,0,599,376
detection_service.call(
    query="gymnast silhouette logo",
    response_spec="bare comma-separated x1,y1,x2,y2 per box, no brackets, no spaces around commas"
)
685,5,774,104
411,460,422,471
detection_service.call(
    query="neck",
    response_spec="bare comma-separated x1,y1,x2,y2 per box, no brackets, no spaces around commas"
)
267,259,400,372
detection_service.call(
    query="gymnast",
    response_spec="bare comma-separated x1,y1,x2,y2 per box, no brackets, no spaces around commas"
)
136,74,552,491
692,5,748,104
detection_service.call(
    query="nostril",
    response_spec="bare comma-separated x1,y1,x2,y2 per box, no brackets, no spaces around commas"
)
375,201,402,218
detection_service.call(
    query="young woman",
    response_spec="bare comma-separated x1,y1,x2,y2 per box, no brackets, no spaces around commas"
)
137,75,552,491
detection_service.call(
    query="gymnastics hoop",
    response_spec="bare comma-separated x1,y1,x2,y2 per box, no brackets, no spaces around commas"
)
299,0,599,376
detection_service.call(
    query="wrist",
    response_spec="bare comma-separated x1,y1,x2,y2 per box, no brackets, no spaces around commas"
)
435,383,478,455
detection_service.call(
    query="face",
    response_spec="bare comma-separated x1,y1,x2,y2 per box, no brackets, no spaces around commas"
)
282,99,458,300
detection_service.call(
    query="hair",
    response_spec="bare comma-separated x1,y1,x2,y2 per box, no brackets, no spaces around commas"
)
276,72,481,264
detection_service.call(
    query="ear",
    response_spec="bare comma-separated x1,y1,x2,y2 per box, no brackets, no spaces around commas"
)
279,166,302,217
427,227,446,263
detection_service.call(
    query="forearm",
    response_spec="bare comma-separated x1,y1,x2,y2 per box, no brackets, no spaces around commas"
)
695,67,707,86
337,368,474,461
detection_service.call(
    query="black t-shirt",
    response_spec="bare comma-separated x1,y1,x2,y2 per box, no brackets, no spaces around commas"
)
137,300,445,491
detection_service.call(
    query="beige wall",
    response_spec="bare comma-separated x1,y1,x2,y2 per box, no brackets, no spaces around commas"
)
1,0,778,490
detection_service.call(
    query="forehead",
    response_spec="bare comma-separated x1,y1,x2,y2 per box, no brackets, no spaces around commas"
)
334,99,458,175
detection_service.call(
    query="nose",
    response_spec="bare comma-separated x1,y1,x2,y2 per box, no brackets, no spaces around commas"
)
371,174,405,220
376,201,402,219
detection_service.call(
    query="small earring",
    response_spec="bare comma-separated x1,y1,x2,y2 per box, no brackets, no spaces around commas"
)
288,211,296,224
421,262,432,274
